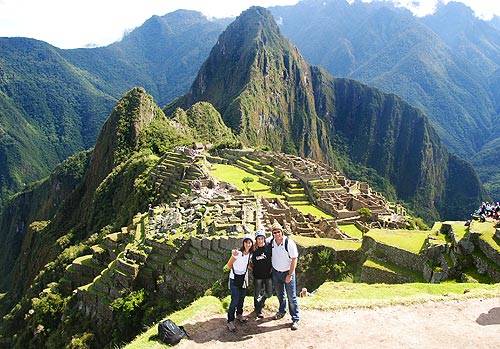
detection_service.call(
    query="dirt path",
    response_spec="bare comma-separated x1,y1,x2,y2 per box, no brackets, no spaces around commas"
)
178,298,500,348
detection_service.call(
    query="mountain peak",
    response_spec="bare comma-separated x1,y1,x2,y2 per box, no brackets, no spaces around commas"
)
87,87,159,186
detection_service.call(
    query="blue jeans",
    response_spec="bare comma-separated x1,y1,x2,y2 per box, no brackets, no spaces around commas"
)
254,278,273,314
272,269,299,322
228,278,246,323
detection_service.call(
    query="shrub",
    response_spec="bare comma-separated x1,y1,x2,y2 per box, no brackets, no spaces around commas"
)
110,289,146,343
358,207,372,222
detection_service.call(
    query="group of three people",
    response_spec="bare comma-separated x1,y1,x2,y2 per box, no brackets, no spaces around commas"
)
225,222,300,332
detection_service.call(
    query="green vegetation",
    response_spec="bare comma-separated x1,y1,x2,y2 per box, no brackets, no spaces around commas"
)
431,221,468,240
339,224,363,239
365,229,430,254
110,289,147,344
471,221,499,253
292,235,362,251
290,203,333,219
358,207,372,222
362,257,424,282
209,163,282,199
299,281,500,310
242,176,254,192
125,296,224,349
272,2,498,198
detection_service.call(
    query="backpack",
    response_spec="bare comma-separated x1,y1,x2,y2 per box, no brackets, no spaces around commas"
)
270,237,290,258
158,319,188,345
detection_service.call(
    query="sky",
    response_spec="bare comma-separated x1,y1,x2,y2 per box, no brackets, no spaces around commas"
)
0,0,498,49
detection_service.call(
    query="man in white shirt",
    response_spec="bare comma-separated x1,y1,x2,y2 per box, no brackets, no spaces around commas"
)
270,221,300,330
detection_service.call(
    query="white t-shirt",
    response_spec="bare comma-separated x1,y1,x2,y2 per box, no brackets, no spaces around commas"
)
229,251,251,279
271,236,299,272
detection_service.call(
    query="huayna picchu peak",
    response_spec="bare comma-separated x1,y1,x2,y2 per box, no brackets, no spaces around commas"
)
169,6,484,221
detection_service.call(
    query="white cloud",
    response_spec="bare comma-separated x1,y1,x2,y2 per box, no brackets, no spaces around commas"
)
0,0,498,49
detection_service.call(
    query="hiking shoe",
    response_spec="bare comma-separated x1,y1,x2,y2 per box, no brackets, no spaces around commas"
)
227,321,236,332
274,312,286,320
236,314,248,323
291,321,299,331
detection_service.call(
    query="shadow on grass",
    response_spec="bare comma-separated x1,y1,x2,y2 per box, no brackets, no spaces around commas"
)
476,307,500,326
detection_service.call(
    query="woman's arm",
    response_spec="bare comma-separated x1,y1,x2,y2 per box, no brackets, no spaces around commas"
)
225,249,239,269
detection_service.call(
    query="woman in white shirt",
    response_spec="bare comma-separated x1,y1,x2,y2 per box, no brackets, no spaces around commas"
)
225,234,253,332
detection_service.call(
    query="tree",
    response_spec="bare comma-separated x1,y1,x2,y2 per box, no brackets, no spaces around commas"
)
358,207,372,222
242,176,254,192
271,174,291,194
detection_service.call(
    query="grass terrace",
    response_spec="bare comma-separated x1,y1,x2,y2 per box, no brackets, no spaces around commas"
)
431,221,468,241
290,203,333,219
365,229,430,254
471,221,500,253
292,234,362,251
208,163,283,199
339,224,363,239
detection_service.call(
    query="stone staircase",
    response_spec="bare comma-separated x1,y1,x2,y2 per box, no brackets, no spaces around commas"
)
149,151,204,202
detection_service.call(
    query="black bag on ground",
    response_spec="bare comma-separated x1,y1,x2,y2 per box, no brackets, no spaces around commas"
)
158,319,188,345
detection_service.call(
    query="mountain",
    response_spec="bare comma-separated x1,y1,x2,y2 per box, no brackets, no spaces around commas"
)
0,87,236,302
170,6,484,220
0,10,228,208
62,10,231,106
269,0,499,199
0,38,116,208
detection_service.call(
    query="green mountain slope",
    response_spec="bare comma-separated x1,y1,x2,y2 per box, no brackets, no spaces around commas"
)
269,0,499,198
0,10,228,208
171,6,484,220
0,38,115,207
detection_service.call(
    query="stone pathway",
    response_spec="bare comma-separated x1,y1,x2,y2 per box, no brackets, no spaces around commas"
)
178,297,500,348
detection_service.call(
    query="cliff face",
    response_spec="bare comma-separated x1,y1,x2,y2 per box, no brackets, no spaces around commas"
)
0,150,91,293
171,6,484,220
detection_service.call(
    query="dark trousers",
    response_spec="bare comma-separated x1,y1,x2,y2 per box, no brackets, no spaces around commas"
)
253,277,273,314
228,278,246,322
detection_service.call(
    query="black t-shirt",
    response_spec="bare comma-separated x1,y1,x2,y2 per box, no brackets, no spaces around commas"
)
252,244,272,279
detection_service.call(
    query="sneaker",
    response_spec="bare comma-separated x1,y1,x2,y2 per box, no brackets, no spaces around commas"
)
273,312,286,320
256,312,264,319
291,321,299,331
236,314,248,323
227,321,236,332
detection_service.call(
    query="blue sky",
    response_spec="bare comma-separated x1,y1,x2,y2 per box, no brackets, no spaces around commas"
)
0,0,498,49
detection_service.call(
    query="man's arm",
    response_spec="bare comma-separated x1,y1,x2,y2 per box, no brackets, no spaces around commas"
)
288,257,297,276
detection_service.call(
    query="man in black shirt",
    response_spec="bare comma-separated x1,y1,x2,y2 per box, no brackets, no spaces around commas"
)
252,229,273,319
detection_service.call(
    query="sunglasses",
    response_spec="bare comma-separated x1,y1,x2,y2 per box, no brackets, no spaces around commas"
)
272,230,281,234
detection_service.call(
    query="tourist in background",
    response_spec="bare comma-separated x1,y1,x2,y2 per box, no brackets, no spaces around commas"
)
225,235,253,332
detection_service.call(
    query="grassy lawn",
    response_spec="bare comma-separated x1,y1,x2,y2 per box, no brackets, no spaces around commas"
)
365,229,429,254
339,224,363,239
292,234,362,251
470,221,499,253
431,221,468,240
290,203,333,219
363,257,424,281
299,281,500,310
209,163,282,199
